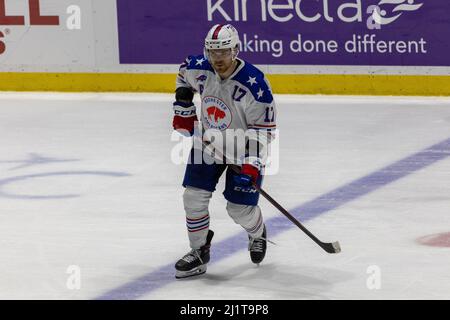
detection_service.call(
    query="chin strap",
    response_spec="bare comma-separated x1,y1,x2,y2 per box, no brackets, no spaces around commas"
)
231,47,239,61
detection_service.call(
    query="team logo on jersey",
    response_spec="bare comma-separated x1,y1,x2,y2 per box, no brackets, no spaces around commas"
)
196,75,207,82
202,96,232,131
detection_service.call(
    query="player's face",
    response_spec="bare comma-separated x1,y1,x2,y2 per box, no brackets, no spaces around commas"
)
208,49,233,74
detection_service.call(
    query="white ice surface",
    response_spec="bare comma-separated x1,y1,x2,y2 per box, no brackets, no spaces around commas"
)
0,92,449,300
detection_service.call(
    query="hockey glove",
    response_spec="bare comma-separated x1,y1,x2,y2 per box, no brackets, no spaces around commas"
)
172,101,198,136
233,164,260,187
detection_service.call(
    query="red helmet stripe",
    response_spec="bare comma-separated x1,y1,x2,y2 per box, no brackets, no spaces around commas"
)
212,25,223,40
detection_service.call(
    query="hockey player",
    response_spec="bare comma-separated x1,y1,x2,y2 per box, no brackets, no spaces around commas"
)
172,24,277,279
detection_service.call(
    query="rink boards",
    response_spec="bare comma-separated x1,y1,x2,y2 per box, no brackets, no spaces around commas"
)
0,0,449,95
0,72,449,96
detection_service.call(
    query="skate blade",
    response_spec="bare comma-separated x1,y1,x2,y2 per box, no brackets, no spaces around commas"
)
175,264,207,279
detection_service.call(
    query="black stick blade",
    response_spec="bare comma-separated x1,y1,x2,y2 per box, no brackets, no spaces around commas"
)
322,241,341,254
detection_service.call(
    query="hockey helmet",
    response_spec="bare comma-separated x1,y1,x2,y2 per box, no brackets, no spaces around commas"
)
204,24,240,60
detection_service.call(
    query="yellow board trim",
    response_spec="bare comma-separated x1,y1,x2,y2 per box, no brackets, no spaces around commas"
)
0,72,449,96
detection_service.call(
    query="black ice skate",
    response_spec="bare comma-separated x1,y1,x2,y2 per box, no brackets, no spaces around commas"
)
248,225,267,265
175,230,214,279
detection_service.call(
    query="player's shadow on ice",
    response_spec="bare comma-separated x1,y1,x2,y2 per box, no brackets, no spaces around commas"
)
201,263,353,299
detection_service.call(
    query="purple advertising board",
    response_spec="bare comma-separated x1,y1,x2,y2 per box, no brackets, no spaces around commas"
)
117,0,450,66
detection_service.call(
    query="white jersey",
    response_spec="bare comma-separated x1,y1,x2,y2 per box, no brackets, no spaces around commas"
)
176,54,277,166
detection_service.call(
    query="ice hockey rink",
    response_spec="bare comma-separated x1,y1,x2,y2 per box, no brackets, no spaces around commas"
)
1,92,449,300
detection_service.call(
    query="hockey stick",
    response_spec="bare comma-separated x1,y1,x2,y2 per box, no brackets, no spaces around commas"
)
200,140,341,254
228,164,341,254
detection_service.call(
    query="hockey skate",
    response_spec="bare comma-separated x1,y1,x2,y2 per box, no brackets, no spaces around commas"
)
175,230,214,279
249,224,267,264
